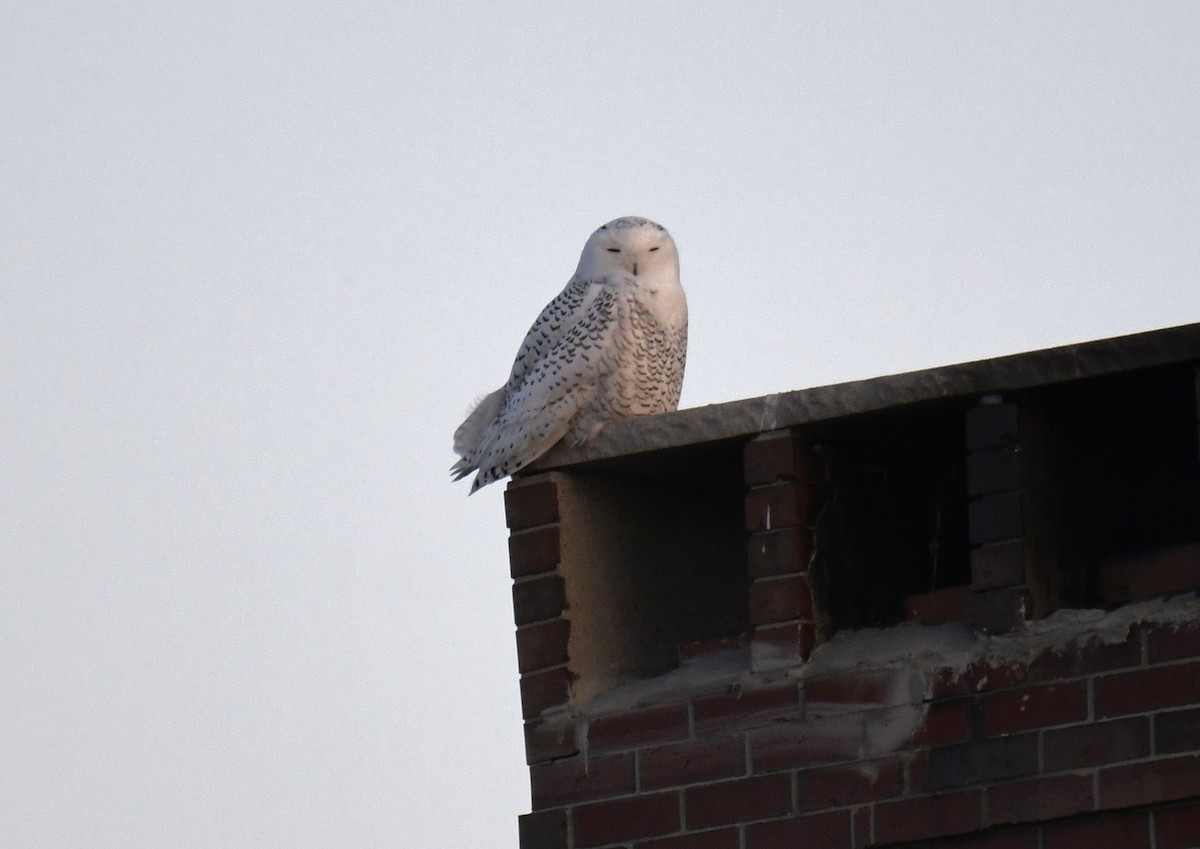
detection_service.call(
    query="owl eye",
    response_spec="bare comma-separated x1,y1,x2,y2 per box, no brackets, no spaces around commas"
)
648,246,660,252
606,248,620,253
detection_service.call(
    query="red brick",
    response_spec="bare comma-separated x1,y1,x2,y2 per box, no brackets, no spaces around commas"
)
520,667,572,719
751,717,862,773
852,805,871,849
797,757,903,810
524,716,578,764
906,699,973,749
1027,632,1143,680
806,669,904,707
1098,542,1200,603
875,789,982,843
1156,706,1200,754
747,527,813,578
1148,621,1200,663
640,737,745,790
905,585,974,625
1157,801,1200,849
573,792,680,847
1042,716,1151,770
967,444,1021,496
519,809,567,849
749,574,812,624
745,481,819,531
505,476,560,530
512,574,565,626
932,660,1026,697
634,828,739,849
685,773,792,829
987,773,1094,826
751,621,816,670
516,618,570,673
969,491,1022,545
587,703,689,752
693,682,800,733
744,430,825,486
1094,662,1200,718
1099,753,1200,809
981,681,1088,736
925,735,1039,791
1042,809,1151,849
745,810,850,849
508,526,560,578
971,540,1025,590
529,751,634,808
948,826,1040,849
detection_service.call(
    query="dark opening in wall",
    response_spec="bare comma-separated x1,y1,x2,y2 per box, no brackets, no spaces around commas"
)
808,401,971,637
1020,364,1200,610
555,444,747,705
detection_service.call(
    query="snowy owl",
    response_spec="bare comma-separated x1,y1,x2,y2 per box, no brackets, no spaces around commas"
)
452,216,688,493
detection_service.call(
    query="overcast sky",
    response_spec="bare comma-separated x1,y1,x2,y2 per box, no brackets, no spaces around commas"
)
3,3,1199,847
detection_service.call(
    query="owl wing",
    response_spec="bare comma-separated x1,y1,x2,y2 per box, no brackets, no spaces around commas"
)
466,284,620,492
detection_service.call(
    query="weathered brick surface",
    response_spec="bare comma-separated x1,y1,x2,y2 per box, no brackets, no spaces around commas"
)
971,540,1025,591
639,737,745,790
634,827,739,849
505,476,560,530
530,752,634,808
981,681,1088,736
524,715,578,764
744,430,825,486
519,666,571,719
797,757,903,810
511,504,1200,849
875,789,982,843
744,481,820,532
586,703,689,752
692,682,799,732
744,809,851,849
1148,621,1200,663
516,617,571,673
1155,706,1200,755
512,574,566,626
925,735,1039,791
1156,800,1200,849
1094,662,1200,718
749,573,812,624
1099,753,1200,809
747,527,813,577
968,492,1022,545
684,773,792,829
986,773,1095,826
519,808,568,849
904,585,974,626
1041,809,1152,849
572,792,680,847
509,526,561,578
750,721,861,773
1042,716,1151,770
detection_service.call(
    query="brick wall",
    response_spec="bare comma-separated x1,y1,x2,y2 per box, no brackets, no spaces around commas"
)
503,348,1200,849
513,584,1200,849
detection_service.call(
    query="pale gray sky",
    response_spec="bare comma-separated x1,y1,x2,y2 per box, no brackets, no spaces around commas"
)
3,3,1198,847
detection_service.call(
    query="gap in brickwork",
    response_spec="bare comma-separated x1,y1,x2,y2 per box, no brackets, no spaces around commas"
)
555,470,748,706
808,402,972,638
1020,363,1200,612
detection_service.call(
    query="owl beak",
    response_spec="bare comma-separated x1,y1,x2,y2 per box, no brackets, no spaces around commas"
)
631,262,638,277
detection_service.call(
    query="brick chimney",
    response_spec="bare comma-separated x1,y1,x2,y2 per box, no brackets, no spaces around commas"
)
505,322,1200,849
